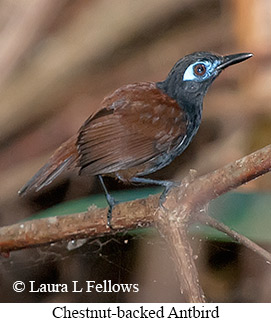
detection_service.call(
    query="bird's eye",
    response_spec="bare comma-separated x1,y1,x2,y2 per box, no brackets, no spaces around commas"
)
193,63,206,76
183,60,218,82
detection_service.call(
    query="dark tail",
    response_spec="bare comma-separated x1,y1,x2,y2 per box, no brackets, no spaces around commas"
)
19,135,78,196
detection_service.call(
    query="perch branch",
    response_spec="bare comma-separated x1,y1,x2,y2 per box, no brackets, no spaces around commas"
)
0,196,158,252
1,145,271,302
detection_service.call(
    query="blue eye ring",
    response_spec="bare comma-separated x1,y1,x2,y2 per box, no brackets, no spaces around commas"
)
183,60,219,82
193,63,206,76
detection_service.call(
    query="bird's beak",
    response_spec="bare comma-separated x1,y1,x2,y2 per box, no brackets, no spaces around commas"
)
217,53,253,70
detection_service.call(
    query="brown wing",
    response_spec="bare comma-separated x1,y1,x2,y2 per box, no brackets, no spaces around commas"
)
77,82,187,176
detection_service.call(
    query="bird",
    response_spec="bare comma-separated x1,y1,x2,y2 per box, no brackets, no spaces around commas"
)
19,51,253,226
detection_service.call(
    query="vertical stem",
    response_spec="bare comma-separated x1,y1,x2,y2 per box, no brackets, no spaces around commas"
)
156,209,206,302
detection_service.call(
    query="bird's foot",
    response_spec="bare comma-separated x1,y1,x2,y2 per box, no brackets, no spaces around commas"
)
105,193,119,229
98,175,120,229
159,180,180,209
129,176,180,211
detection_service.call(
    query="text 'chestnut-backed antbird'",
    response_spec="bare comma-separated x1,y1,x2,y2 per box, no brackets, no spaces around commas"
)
19,51,253,226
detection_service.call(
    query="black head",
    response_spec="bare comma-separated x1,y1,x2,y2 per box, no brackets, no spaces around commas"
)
157,51,253,109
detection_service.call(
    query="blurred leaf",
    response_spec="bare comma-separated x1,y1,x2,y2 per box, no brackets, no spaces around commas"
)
190,192,271,243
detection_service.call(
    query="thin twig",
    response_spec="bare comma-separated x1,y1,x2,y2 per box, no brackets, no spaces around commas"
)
196,213,271,263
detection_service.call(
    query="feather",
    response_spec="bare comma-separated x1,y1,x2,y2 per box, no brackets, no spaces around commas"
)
18,135,78,195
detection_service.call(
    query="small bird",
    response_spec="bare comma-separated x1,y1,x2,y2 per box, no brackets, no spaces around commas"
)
19,51,253,225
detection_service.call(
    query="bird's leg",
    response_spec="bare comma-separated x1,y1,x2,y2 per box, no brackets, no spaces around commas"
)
130,177,180,207
98,175,118,228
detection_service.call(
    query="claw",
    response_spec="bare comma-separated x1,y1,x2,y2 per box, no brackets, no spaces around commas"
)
129,176,180,210
159,181,179,208
106,195,119,228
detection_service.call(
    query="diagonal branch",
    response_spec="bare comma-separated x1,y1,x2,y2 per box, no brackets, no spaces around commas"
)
196,213,271,263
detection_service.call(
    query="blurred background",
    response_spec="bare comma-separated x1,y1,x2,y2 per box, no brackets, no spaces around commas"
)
0,0,271,302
